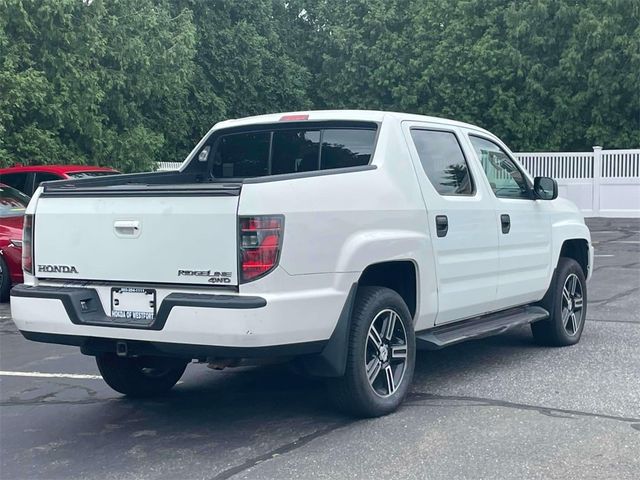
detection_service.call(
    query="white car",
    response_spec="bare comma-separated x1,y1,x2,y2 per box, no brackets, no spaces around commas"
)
11,110,593,417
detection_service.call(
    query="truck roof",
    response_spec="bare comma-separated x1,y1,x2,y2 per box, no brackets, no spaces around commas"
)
213,110,493,136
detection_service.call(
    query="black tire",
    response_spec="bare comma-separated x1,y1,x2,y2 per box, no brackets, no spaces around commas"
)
96,354,188,397
0,256,11,303
531,257,587,346
328,286,415,418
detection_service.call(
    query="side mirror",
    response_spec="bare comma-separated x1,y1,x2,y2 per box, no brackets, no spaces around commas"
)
534,176,558,200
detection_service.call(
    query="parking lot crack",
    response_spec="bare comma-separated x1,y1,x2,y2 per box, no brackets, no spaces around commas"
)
587,318,639,325
209,421,351,480
407,392,640,424
588,287,640,306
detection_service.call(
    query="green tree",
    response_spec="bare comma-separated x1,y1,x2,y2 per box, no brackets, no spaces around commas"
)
1,0,637,171
286,0,639,151
170,0,311,149
0,0,196,171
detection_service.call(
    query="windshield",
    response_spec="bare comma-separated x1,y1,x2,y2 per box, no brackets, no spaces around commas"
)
66,170,118,179
0,184,30,217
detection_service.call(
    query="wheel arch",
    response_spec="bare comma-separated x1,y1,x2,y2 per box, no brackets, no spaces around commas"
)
559,238,589,277
357,260,418,320
550,218,591,282
539,235,591,309
302,259,419,378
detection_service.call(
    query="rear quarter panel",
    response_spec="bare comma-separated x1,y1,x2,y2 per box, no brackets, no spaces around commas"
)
238,118,439,330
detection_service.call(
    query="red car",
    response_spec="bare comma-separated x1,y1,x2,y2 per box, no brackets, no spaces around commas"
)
0,183,30,301
0,165,118,196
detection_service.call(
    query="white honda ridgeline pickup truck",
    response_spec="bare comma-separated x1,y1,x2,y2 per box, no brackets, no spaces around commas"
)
12,110,593,417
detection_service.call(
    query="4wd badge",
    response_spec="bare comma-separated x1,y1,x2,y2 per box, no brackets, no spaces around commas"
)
208,272,232,284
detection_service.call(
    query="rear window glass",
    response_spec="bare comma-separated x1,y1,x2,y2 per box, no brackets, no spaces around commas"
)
272,130,321,174
321,129,376,170
205,125,377,179
213,132,271,178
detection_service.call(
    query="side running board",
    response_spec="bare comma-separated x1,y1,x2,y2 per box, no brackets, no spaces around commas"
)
416,306,549,350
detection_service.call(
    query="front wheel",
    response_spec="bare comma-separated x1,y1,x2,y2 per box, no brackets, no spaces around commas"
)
531,257,587,346
96,354,188,397
328,286,415,417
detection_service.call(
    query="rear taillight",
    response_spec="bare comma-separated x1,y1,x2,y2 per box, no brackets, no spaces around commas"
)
239,215,284,283
22,214,34,275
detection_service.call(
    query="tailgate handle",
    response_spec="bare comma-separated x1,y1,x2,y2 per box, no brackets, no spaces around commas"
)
114,220,140,237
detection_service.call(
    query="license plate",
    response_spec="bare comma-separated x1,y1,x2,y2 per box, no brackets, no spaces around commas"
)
111,287,156,323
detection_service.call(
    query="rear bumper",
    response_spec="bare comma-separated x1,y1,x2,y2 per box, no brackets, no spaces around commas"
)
19,330,325,359
11,284,267,331
10,270,355,351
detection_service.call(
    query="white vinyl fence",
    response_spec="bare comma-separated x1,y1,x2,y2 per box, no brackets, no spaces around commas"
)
156,147,640,218
516,147,640,218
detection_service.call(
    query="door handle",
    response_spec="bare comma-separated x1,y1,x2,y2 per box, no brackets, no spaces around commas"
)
435,215,449,238
500,214,511,234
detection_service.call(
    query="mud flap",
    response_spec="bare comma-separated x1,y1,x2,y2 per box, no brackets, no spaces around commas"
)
300,283,358,377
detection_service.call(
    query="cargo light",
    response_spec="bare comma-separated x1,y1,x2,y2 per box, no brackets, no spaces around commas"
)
239,216,284,283
279,114,309,121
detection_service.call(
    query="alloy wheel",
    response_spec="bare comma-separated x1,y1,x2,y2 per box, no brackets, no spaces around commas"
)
561,273,584,336
365,309,408,397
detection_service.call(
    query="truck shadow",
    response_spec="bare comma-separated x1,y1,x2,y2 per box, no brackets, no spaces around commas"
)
3,326,571,479
93,325,543,422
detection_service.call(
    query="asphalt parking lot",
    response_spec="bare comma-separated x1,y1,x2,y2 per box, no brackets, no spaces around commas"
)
1,218,638,480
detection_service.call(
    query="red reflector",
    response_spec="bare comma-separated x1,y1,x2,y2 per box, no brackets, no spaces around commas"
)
279,114,309,122
239,215,284,283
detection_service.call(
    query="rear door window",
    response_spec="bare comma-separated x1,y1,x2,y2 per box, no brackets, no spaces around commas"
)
204,124,377,179
410,129,474,196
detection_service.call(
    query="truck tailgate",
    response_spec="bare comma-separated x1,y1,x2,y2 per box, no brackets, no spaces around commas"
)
34,190,239,286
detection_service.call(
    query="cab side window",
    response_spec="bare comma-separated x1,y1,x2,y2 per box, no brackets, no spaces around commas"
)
469,135,531,199
0,173,30,195
410,129,474,196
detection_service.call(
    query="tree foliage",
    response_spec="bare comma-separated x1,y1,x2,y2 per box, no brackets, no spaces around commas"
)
0,0,637,171
290,0,639,151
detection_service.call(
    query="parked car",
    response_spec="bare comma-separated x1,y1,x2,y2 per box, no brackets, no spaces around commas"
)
11,111,593,417
0,165,118,196
0,183,29,301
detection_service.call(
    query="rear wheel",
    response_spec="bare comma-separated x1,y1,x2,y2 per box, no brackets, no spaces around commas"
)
0,256,11,303
531,257,587,346
96,354,188,397
328,286,415,417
